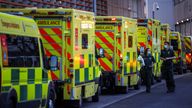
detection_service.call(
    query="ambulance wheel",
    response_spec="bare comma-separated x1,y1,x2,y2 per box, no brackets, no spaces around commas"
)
47,90,55,108
156,77,161,83
121,86,128,94
7,89,17,108
183,68,187,73
92,88,99,102
178,68,183,75
7,98,17,108
134,78,141,90
134,84,140,90
74,96,82,108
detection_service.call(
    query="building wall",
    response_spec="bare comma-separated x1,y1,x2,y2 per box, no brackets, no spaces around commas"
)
106,0,146,18
147,0,175,30
174,0,192,36
0,0,145,18
96,0,108,16
0,0,94,12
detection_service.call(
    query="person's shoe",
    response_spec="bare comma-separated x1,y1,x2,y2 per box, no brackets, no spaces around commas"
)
146,89,151,93
167,90,171,93
170,89,175,93
167,90,175,93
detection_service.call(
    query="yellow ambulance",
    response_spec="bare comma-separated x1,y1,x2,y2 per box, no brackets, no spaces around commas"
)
0,12,52,108
183,36,192,71
161,24,170,50
95,16,140,93
137,19,161,82
169,32,185,74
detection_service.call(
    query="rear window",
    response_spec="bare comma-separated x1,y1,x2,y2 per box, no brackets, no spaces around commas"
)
82,34,88,49
128,36,133,48
171,40,178,51
1,35,40,67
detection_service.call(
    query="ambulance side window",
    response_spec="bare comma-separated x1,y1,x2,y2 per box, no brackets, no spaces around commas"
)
128,36,133,48
82,34,88,49
2,35,40,67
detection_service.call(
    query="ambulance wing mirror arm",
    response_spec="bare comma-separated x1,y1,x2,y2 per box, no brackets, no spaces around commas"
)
44,56,50,70
49,56,59,71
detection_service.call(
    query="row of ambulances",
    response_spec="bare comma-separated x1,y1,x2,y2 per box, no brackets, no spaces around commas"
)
0,9,101,108
0,8,191,108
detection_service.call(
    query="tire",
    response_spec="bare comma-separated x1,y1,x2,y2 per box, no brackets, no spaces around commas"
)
74,96,82,108
156,77,161,83
92,88,99,102
46,91,55,108
134,84,140,90
7,98,16,108
121,86,128,94
178,68,183,75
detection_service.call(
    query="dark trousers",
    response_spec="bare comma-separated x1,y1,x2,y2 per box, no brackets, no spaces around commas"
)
162,66,175,91
143,67,152,92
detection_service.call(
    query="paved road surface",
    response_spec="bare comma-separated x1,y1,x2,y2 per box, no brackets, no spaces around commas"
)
105,73,192,108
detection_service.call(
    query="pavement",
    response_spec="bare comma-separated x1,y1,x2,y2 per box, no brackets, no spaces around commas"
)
82,72,192,108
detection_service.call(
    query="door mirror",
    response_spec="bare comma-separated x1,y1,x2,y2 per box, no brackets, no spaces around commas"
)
99,48,105,58
49,56,58,71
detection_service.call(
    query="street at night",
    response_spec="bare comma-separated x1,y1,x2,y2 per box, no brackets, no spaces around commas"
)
82,73,192,108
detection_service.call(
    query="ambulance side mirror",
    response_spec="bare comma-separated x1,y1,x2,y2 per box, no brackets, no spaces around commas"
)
99,48,105,58
49,56,59,71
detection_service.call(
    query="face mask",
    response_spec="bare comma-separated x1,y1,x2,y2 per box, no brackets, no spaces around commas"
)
164,45,168,49
147,51,151,55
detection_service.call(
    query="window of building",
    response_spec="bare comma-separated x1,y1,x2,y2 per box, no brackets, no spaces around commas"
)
2,35,40,67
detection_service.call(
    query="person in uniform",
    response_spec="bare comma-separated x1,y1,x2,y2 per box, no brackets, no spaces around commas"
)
161,42,176,93
143,48,155,93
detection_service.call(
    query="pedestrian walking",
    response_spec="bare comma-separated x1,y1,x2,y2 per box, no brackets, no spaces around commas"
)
143,48,155,93
161,42,176,93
